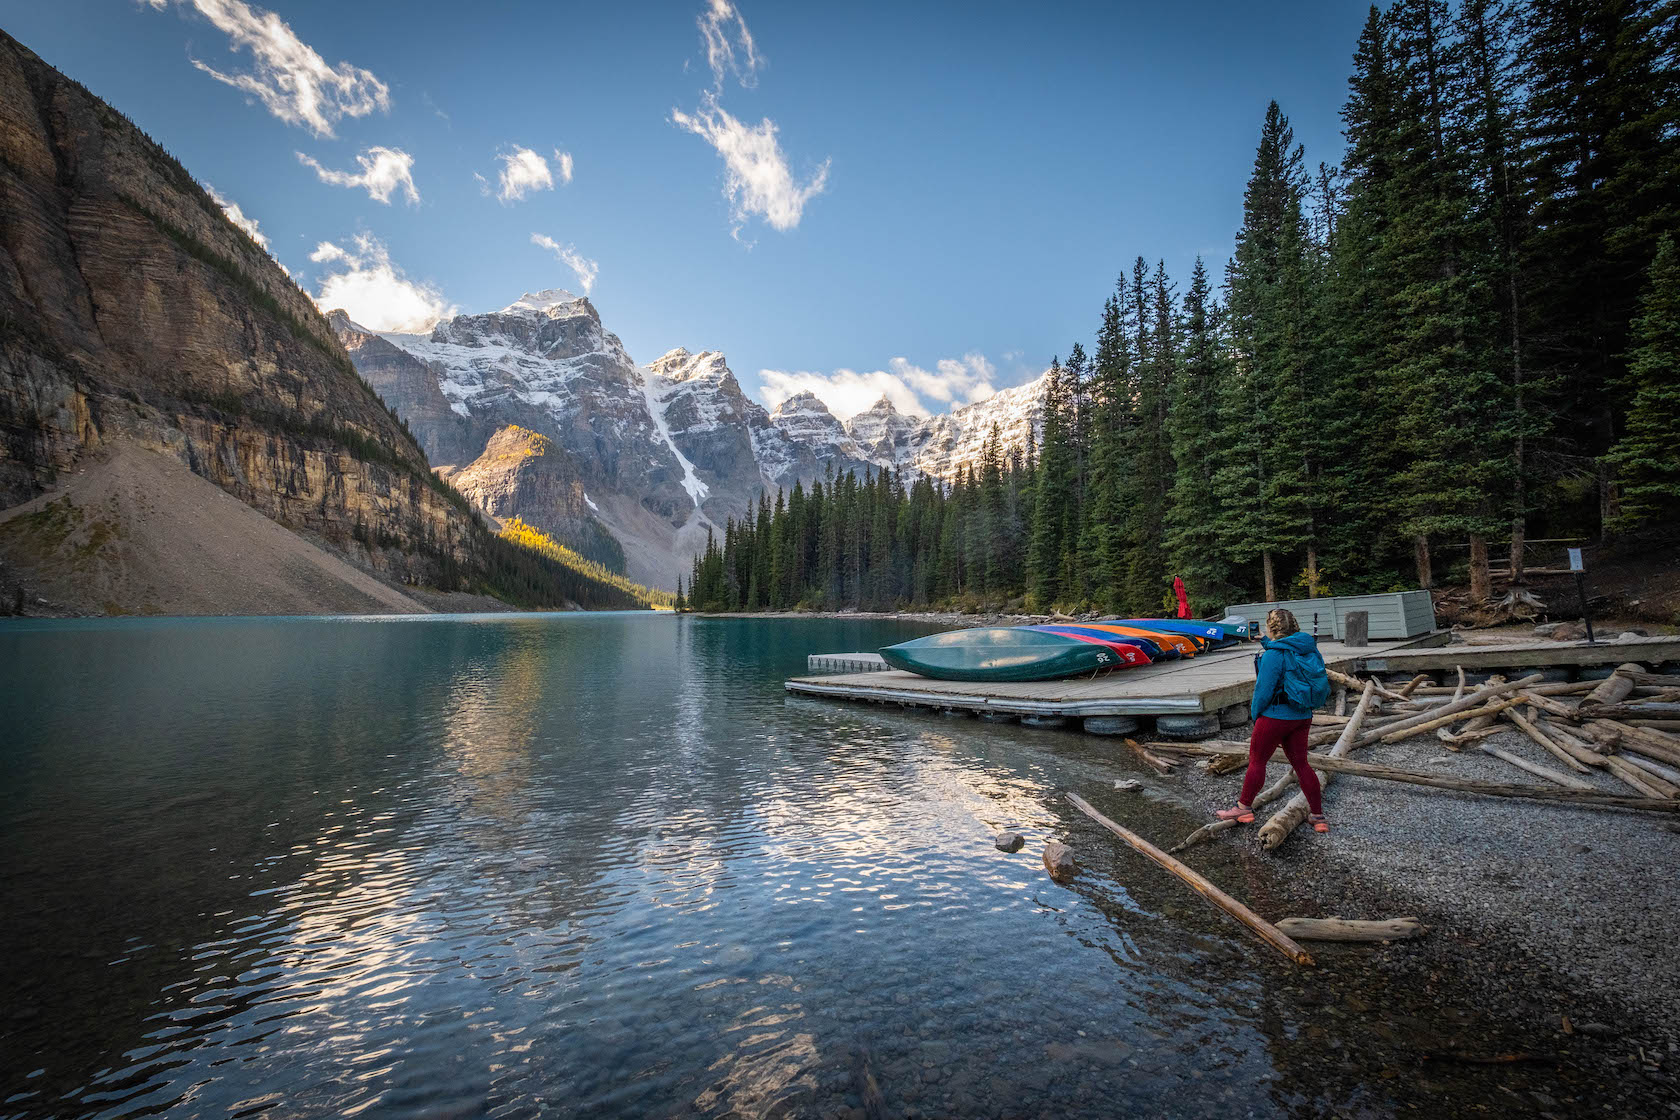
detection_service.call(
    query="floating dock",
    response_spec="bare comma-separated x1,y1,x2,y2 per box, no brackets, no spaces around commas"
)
786,633,1680,735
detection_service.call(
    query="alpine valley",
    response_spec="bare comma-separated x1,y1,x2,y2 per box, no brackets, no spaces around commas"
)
333,292,1048,589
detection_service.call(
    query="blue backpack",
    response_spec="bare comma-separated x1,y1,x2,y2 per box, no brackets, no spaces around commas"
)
1260,641,1332,711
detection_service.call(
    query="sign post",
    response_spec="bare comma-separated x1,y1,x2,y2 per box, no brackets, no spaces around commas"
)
1568,548,1594,644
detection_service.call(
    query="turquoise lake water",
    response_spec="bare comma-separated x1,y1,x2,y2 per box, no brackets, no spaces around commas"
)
0,613,1581,1118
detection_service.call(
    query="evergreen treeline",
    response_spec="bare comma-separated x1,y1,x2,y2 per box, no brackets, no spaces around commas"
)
686,0,1679,616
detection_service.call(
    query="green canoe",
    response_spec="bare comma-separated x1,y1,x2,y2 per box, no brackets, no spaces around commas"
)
879,627,1149,682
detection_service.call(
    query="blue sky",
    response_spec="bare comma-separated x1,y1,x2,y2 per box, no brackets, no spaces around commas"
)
8,0,1370,418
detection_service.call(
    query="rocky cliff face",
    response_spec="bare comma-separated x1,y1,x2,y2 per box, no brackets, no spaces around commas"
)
0,31,489,594
446,425,626,572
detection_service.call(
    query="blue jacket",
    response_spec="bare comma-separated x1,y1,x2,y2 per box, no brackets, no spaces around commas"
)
1251,631,1323,721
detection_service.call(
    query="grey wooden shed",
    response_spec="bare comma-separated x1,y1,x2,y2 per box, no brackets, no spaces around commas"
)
1222,590,1436,640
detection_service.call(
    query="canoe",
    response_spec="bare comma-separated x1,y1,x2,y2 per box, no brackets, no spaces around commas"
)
879,627,1152,682
1026,624,1174,661
1114,618,1249,647
1036,622,1208,658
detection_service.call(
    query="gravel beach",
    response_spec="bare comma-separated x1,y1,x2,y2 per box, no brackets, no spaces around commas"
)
1170,721,1680,1113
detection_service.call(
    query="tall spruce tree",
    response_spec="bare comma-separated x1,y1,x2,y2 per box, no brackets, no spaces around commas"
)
1605,235,1680,528
1164,258,1236,605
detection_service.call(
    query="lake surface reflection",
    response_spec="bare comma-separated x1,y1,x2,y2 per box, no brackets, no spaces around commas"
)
0,614,1557,1118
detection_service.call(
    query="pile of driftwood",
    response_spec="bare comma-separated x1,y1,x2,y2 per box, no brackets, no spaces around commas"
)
1149,663,1680,856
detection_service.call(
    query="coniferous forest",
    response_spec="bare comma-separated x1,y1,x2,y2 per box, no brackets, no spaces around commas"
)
685,0,1679,616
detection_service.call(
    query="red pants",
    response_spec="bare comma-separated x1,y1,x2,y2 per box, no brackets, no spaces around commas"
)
1240,716,1323,815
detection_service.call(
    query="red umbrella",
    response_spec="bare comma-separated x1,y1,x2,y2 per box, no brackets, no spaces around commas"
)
1173,576,1190,619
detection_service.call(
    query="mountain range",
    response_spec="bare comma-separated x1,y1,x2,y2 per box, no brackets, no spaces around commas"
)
333,291,1047,588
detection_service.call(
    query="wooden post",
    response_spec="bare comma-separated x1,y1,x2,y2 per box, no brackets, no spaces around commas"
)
1066,793,1314,966
1344,610,1369,648
1469,533,1492,602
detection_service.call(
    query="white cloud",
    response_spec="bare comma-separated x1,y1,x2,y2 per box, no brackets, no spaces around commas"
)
888,354,997,407
147,0,389,138
296,146,419,205
760,369,923,421
672,95,829,236
698,0,760,92
310,234,454,333
203,184,268,250
531,233,599,295
758,353,1000,421
496,147,555,203
556,150,574,184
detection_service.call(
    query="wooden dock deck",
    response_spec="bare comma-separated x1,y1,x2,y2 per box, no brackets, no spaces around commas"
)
784,633,1679,725
786,635,1447,721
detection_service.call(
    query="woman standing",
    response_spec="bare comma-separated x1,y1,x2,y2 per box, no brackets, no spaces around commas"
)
1215,608,1331,833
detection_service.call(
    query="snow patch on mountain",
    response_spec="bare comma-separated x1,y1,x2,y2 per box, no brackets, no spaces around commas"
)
639,360,710,506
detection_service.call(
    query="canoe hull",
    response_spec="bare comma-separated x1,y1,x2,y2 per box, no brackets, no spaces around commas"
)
879,627,1150,682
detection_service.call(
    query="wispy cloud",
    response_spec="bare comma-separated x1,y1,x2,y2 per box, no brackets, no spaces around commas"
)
296,146,419,205
145,0,389,137
309,234,454,332
531,233,599,295
674,1,827,238
203,183,268,250
698,0,759,92
758,354,998,421
888,354,997,407
493,146,572,203
672,95,829,236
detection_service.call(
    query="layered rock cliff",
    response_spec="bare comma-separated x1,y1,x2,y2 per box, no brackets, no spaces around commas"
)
0,32,642,611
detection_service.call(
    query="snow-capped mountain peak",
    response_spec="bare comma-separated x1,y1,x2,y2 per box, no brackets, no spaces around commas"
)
500,288,581,315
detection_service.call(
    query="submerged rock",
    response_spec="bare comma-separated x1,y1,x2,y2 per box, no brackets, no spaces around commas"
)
994,831,1025,853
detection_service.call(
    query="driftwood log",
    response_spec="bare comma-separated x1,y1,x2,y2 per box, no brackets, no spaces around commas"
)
1622,752,1680,788
1579,664,1643,709
1122,737,1175,775
1274,916,1425,942
1479,744,1595,791
1258,682,1379,851
1356,675,1543,747
1146,743,1680,813
1383,694,1528,743
1170,767,1299,854
1602,755,1679,799
1066,792,1314,966
1503,708,1595,773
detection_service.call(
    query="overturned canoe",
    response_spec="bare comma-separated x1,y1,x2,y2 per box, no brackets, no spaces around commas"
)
879,627,1152,682
1031,622,1208,658
1114,618,1249,647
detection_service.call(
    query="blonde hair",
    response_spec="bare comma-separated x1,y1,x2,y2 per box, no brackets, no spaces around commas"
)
1265,608,1300,639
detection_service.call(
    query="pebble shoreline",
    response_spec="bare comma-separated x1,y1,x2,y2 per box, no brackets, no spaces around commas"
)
1170,723,1680,1114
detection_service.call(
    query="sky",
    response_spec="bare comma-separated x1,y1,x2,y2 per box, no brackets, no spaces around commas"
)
7,0,1371,420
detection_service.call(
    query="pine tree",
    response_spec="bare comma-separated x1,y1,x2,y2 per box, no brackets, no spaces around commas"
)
1519,0,1680,531
1164,257,1236,606
1028,358,1071,606
1083,281,1134,608
1219,101,1316,600
1606,235,1680,528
